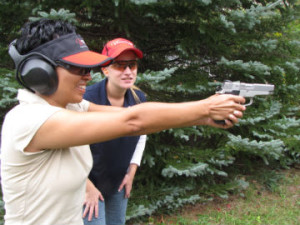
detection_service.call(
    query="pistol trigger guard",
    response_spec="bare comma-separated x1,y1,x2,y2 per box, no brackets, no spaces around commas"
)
244,98,253,106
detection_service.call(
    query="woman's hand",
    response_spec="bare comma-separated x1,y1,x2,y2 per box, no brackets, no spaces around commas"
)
118,164,138,198
118,174,134,198
206,94,245,124
83,179,104,221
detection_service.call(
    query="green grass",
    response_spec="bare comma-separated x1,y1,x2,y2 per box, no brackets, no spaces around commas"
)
1,167,299,225
138,167,300,225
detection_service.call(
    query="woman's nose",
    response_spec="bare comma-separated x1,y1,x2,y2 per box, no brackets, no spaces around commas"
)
82,73,92,81
123,66,132,73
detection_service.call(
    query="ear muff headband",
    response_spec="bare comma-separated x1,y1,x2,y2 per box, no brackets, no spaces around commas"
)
8,40,58,95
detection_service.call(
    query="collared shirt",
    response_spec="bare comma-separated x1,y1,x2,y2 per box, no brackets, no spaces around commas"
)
1,89,92,225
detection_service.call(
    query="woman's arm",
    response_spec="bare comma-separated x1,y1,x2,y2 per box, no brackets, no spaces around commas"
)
24,94,246,152
130,135,147,166
87,102,124,113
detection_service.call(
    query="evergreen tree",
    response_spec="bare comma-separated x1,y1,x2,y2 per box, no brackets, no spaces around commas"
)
0,0,299,221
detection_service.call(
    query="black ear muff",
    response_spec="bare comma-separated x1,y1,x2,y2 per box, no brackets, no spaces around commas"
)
17,57,58,95
8,40,58,95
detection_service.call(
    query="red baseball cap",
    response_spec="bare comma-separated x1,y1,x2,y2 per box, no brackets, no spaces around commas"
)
102,38,143,59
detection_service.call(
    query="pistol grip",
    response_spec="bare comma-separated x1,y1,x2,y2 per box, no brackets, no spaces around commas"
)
214,120,226,125
214,89,241,125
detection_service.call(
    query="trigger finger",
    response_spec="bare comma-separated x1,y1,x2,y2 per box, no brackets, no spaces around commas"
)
236,103,246,111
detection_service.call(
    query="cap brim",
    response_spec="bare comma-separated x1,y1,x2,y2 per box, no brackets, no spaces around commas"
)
61,51,113,67
110,47,143,59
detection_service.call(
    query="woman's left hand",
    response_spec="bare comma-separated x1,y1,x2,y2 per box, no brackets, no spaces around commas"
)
118,173,134,198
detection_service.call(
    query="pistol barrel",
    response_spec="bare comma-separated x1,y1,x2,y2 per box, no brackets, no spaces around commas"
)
217,81,274,97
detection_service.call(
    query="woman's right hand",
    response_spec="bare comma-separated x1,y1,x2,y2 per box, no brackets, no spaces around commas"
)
204,94,246,126
83,180,104,221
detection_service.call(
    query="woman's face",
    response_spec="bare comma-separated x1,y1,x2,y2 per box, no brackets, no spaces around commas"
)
104,50,138,91
51,66,92,107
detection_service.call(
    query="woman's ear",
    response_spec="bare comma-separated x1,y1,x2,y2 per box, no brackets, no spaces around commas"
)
102,67,109,76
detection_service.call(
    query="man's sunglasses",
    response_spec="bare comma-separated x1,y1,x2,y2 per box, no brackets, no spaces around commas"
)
57,62,92,76
110,60,138,72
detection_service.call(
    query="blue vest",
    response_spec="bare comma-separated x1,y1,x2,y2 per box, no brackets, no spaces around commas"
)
84,78,146,197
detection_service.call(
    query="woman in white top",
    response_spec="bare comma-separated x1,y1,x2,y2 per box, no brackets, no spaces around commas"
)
1,18,246,225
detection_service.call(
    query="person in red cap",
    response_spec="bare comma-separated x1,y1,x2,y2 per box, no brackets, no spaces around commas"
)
1,19,246,225
82,38,146,225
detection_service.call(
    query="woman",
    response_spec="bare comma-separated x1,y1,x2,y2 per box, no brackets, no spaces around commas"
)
1,19,246,225
82,38,146,225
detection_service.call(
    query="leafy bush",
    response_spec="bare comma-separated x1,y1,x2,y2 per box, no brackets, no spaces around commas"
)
0,69,18,126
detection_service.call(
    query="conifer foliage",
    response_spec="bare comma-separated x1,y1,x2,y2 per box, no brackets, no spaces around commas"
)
0,0,299,221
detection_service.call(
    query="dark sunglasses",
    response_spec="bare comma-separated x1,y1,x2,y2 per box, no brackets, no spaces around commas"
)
110,60,138,72
57,62,92,76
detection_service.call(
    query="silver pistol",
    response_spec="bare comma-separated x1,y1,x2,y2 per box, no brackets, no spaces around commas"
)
215,81,275,125
216,81,274,106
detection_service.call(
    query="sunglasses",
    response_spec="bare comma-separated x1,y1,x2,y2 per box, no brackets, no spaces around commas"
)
57,62,92,76
110,60,138,72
